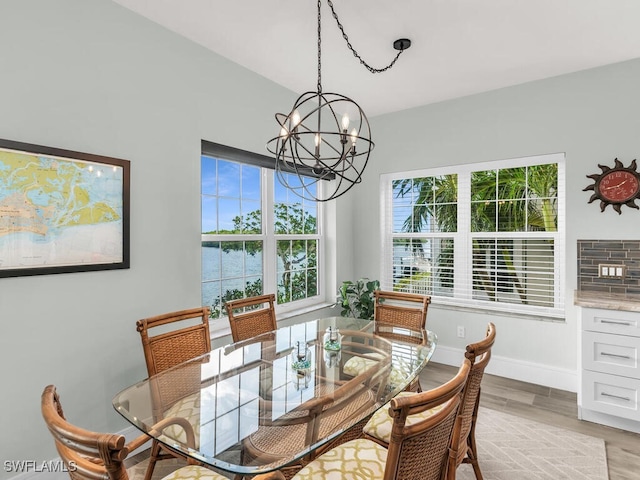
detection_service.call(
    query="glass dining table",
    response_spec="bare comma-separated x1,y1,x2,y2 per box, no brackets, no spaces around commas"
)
113,316,436,477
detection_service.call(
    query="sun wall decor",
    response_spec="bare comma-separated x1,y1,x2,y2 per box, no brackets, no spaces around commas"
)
584,158,640,214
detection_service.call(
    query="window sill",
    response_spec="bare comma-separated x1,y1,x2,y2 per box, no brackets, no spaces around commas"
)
209,301,337,345
430,301,566,323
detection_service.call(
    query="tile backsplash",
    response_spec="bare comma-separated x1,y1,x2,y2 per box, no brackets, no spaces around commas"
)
577,240,640,296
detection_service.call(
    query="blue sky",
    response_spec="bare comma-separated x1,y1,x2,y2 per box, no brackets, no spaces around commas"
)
201,156,316,232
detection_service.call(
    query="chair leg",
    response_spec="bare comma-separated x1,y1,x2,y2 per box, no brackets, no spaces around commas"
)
465,435,483,480
466,391,484,480
143,440,162,480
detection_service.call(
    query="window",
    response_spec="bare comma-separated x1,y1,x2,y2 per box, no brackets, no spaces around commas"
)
381,153,565,319
201,141,322,320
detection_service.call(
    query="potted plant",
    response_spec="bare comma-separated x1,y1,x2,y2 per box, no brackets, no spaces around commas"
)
338,278,380,319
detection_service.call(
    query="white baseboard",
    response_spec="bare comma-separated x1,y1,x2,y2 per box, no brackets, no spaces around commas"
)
431,345,578,393
579,407,640,434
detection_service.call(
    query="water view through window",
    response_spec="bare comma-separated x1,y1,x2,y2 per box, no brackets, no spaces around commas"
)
202,153,320,319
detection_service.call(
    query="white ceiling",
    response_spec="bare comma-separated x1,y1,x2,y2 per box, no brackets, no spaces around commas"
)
112,0,640,117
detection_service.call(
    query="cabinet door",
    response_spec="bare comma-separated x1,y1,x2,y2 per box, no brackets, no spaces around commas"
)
582,370,640,420
582,308,640,337
582,331,640,379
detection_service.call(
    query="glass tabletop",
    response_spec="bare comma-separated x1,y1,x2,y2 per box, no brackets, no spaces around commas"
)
113,316,436,475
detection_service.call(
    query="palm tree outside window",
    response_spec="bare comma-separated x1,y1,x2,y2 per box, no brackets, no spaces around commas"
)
381,153,565,319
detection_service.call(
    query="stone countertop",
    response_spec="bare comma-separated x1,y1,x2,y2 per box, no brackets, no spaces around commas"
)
574,290,640,312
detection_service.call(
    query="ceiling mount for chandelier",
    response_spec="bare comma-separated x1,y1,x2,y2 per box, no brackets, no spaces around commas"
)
267,0,411,202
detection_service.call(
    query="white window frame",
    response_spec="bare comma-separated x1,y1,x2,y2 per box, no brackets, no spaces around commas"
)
380,153,565,320
201,149,325,319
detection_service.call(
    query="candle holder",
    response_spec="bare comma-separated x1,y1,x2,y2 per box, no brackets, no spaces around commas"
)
291,341,312,371
323,327,342,352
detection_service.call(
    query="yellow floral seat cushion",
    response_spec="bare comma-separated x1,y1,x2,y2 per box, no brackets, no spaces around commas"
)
362,391,444,444
343,355,412,388
342,354,382,377
160,465,227,480
290,438,387,480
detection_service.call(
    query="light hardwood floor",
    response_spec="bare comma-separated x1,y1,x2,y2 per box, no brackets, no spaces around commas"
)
421,362,640,480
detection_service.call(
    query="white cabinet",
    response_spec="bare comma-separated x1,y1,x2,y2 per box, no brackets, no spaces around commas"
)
579,307,640,433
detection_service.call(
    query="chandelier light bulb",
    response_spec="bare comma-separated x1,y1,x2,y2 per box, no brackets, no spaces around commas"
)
291,110,301,128
341,113,350,131
350,128,358,146
314,132,321,158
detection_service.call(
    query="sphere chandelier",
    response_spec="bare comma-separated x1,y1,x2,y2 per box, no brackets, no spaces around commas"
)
267,0,411,202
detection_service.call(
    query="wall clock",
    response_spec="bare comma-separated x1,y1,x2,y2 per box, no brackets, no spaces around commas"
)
584,158,640,214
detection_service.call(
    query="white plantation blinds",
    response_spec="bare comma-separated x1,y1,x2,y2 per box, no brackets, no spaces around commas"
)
381,153,565,319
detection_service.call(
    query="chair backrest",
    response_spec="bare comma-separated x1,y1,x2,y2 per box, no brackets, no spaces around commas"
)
136,307,211,377
374,290,431,332
384,359,471,480
41,385,130,480
244,350,389,465
455,322,496,467
225,293,277,342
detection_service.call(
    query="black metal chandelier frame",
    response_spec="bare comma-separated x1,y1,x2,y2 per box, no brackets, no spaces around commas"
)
267,0,410,202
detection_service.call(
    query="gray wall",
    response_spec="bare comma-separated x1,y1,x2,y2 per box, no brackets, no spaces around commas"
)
0,0,300,477
354,58,640,386
2,0,640,476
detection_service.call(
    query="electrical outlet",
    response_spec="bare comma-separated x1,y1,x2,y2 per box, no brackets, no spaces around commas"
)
457,326,465,338
598,264,626,279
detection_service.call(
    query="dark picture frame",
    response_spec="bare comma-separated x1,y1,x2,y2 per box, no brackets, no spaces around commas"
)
0,138,130,278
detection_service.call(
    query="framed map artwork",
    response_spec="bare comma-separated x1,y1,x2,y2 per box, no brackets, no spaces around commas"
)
0,138,130,277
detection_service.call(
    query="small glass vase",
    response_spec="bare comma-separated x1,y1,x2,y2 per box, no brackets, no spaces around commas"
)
323,326,342,352
291,340,312,371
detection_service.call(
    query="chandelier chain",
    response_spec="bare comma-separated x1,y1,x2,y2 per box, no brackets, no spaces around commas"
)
317,0,322,93
326,0,405,74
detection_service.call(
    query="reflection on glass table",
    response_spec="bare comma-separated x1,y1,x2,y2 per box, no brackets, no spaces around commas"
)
113,317,436,476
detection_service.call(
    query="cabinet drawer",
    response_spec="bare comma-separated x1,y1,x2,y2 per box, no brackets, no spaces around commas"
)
582,370,640,420
582,308,640,337
582,331,640,379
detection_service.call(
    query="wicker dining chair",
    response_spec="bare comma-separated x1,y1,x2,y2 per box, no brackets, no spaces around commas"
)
344,290,431,392
272,359,471,480
224,293,277,342
363,322,497,480
456,322,496,480
242,352,388,479
373,290,431,333
40,385,268,480
135,307,212,480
